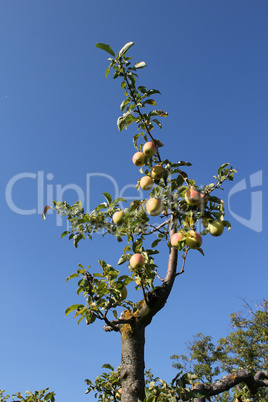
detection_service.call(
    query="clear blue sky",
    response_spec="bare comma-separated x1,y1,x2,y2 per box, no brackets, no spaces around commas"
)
1,1,267,400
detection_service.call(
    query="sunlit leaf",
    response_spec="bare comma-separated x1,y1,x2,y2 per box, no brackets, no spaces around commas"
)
95,43,115,57
134,61,146,69
118,42,135,58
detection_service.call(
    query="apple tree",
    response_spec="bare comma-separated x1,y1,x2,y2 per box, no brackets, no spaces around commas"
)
43,42,237,401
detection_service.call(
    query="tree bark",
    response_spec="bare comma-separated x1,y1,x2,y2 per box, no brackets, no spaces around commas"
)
120,323,146,402
115,217,179,401
192,370,268,401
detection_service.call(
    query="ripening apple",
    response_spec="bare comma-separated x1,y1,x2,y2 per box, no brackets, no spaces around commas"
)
170,232,184,248
185,188,201,206
151,165,164,180
129,253,144,269
113,210,124,225
143,141,157,157
140,176,154,190
146,198,163,216
186,230,202,249
132,151,145,167
208,220,224,237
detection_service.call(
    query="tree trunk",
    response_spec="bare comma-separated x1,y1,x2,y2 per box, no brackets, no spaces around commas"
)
120,322,146,402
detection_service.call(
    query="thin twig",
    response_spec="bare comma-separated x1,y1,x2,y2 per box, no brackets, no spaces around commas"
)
175,248,189,276
144,220,170,235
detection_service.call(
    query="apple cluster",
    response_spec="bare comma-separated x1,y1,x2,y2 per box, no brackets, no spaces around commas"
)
132,141,226,253
169,188,226,250
132,142,166,217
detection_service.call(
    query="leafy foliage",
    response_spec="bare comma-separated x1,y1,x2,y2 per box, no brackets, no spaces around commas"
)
44,42,237,333
39,42,240,401
171,299,268,401
0,389,55,402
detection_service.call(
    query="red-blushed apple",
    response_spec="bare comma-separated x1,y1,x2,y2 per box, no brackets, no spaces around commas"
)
170,232,184,248
208,220,224,237
113,210,124,225
129,253,144,269
132,151,145,167
186,230,202,249
146,198,163,216
143,141,157,157
185,188,201,206
140,176,154,190
151,165,164,180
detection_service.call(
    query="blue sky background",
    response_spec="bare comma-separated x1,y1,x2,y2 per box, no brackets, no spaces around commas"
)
1,1,267,400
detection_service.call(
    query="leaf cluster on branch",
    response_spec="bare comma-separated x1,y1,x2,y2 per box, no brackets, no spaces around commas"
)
42,42,236,336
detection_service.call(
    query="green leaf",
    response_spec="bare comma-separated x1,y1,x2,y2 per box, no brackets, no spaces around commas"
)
118,42,135,58
148,110,168,117
117,254,131,265
117,112,136,131
95,43,115,57
102,363,114,370
151,238,162,248
65,304,84,317
66,273,79,282
144,99,157,106
105,64,111,78
218,163,230,175
223,220,231,230
61,230,70,239
134,61,146,69
103,192,112,204
152,119,162,129
197,248,205,256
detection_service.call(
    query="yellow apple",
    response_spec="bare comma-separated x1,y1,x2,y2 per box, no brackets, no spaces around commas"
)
185,188,201,206
140,176,154,190
113,210,124,225
151,165,164,180
170,232,184,248
146,198,163,216
208,220,224,237
143,141,157,157
186,230,202,249
129,253,144,269
132,151,145,167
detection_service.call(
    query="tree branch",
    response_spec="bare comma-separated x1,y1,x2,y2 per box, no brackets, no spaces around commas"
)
103,315,136,332
175,249,189,276
143,220,170,235
192,370,268,401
